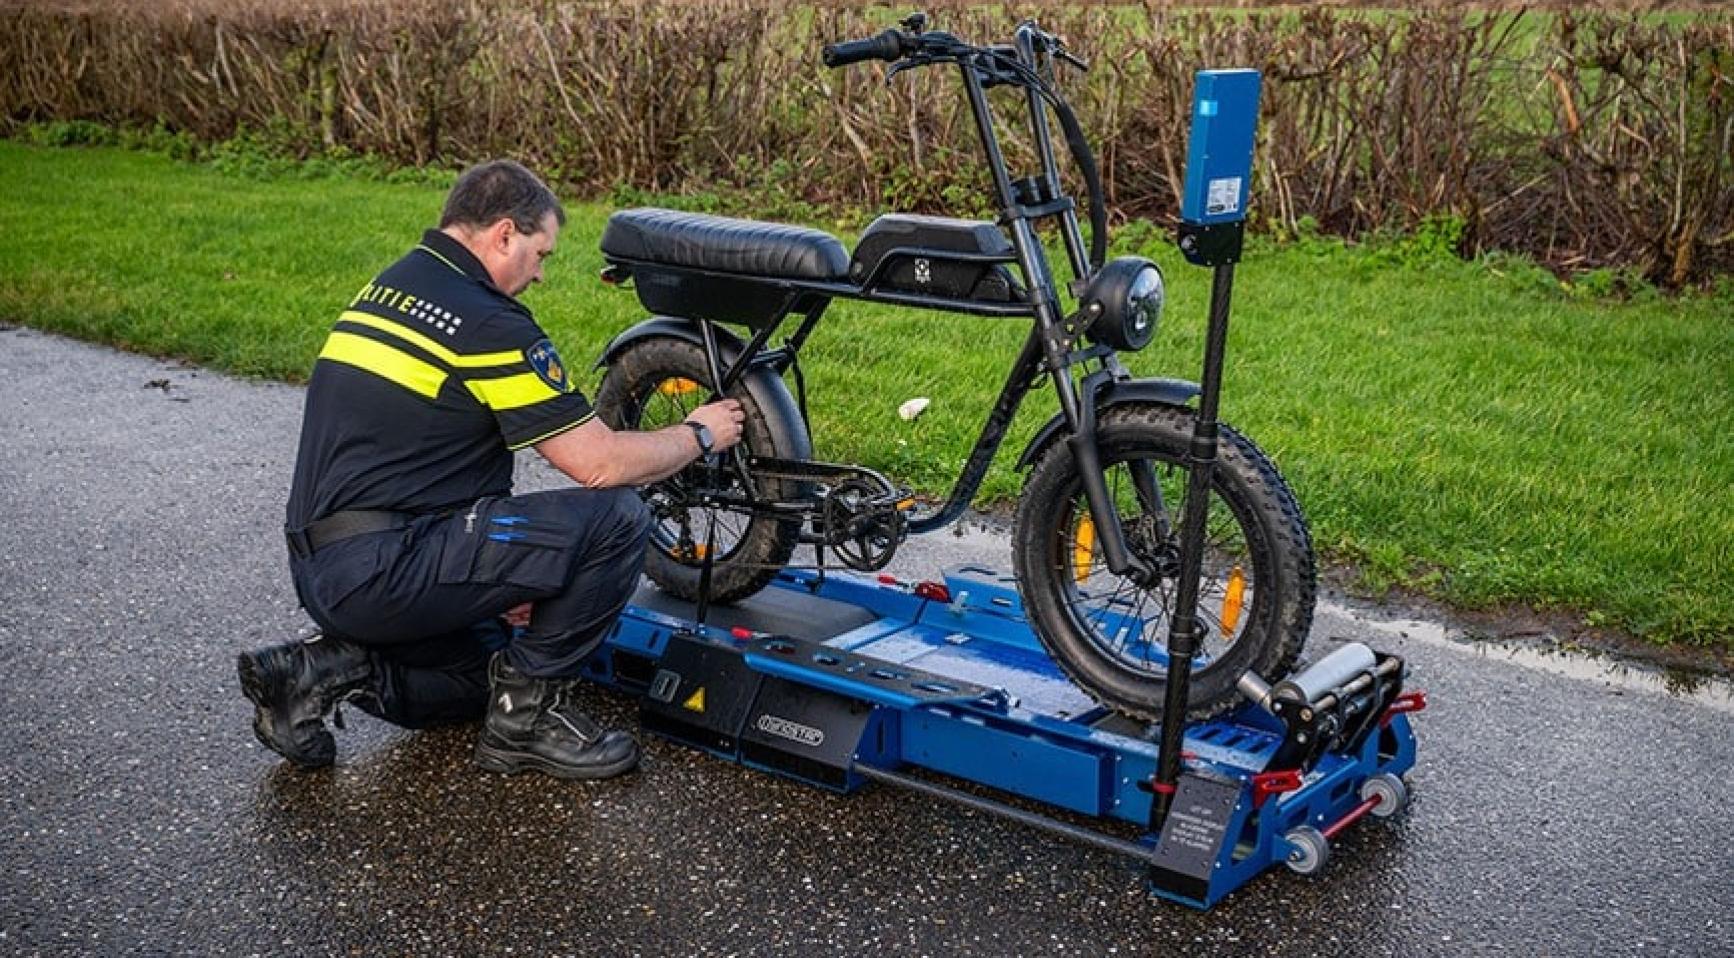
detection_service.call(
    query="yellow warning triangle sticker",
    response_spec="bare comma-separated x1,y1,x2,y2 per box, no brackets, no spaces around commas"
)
682,687,706,713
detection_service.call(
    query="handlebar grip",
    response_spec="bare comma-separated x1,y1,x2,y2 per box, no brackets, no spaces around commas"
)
822,29,905,68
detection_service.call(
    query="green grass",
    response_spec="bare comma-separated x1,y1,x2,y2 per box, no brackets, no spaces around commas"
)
2,141,1730,649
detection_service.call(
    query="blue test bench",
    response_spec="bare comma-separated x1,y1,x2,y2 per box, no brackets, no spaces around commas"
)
581,566,1421,909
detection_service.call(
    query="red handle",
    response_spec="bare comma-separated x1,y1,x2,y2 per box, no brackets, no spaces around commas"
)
1251,769,1304,808
1381,690,1428,727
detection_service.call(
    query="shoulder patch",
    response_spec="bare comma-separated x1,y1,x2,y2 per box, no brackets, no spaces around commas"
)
524,339,570,393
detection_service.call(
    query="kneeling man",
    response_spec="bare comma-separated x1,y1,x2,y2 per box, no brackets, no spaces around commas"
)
238,160,742,779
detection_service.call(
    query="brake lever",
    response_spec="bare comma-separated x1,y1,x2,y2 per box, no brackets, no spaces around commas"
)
1056,48,1089,72
885,52,950,84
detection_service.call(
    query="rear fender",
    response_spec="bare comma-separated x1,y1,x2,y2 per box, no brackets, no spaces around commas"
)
595,316,812,461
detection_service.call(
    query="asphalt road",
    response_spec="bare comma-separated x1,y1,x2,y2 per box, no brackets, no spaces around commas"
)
1,325,1730,957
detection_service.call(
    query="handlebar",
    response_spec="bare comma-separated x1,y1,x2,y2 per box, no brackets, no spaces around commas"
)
822,14,1109,273
822,29,907,68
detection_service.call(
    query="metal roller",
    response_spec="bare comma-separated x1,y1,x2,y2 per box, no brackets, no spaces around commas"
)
1236,670,1275,712
1271,642,1378,706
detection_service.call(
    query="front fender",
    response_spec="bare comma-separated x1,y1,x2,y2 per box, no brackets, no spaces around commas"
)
594,316,812,461
1013,377,1200,471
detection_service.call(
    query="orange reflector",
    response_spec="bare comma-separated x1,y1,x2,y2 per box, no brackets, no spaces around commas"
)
672,543,709,561
895,497,916,511
1221,565,1246,636
658,377,701,396
1072,515,1096,584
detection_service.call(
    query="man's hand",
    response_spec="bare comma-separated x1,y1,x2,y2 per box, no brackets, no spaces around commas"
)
684,399,746,453
537,398,745,488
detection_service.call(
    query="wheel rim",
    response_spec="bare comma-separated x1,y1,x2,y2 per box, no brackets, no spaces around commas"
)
632,375,754,566
1051,449,1265,680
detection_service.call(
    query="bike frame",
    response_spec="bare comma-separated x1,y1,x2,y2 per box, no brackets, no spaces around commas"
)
607,25,1158,581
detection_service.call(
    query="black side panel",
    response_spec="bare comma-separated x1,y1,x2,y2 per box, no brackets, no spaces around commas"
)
849,214,1019,302
628,582,877,643
628,264,800,329
740,677,874,791
640,631,764,757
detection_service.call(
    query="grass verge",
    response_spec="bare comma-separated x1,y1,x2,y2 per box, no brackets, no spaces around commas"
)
2,141,1729,650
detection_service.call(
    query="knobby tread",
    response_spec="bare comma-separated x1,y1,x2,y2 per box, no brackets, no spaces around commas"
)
1012,402,1316,721
593,335,802,603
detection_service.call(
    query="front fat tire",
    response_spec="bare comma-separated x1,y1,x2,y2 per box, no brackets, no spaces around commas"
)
1012,403,1315,720
592,335,801,603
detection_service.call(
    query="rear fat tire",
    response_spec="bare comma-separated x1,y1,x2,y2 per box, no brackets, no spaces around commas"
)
593,335,802,603
1012,403,1315,720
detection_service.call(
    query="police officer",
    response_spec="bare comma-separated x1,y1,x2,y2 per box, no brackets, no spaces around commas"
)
238,160,744,779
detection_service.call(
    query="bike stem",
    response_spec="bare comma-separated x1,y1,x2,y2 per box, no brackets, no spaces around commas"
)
1015,23,1089,283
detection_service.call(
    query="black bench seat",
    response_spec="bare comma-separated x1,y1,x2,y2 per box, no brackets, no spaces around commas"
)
601,208,850,282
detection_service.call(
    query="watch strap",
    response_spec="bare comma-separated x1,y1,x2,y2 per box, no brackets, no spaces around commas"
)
683,419,712,454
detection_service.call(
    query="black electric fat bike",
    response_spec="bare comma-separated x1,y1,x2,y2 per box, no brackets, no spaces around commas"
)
592,14,1315,719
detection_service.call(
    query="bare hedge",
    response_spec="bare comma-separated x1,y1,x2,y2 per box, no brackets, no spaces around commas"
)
2,0,1730,284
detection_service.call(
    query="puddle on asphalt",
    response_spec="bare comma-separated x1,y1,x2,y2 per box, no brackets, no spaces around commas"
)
1325,597,1734,714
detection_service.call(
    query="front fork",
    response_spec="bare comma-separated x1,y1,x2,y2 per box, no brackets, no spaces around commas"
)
1058,368,1166,586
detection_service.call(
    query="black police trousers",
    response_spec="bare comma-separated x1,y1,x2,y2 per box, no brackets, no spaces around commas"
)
289,487,653,728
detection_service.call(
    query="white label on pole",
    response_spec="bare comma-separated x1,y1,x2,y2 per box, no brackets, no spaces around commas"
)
1206,177,1242,216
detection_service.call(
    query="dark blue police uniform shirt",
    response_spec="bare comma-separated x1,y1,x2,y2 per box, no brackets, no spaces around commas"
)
286,229,593,529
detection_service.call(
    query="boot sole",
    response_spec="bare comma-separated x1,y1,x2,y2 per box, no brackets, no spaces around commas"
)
474,741,641,781
236,651,332,769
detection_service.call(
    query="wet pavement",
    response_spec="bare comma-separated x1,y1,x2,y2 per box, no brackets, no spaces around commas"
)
1,325,1730,957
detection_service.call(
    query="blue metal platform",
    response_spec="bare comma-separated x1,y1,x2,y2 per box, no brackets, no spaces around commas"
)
582,566,1420,909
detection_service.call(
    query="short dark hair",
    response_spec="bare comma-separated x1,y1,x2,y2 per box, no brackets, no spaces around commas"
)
439,160,566,234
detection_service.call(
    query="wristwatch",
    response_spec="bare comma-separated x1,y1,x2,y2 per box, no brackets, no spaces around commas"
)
684,420,714,455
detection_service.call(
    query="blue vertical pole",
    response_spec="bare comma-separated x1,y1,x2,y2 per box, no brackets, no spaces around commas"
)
1151,69,1262,838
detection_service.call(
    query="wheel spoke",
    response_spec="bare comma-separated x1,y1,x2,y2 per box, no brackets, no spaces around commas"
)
1047,449,1262,678
636,376,764,565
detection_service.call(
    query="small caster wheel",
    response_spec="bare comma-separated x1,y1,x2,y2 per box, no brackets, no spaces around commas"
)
1360,772,1408,819
1282,825,1329,876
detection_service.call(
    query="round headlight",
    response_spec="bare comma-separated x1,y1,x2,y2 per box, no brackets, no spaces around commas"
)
1083,257,1165,352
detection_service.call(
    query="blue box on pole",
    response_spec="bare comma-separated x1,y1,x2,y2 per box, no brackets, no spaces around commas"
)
1179,69,1262,226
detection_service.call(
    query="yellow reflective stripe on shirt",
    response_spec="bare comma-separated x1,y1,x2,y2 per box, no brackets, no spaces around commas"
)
339,310,522,369
319,331,447,399
507,412,595,451
466,371,564,411
415,244,467,277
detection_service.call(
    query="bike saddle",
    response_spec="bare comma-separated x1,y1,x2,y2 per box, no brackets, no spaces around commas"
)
602,208,850,281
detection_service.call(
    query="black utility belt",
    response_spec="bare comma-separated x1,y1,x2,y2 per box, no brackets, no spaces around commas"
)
285,509,413,559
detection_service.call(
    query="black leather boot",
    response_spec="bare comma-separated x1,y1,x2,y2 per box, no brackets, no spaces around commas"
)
236,633,378,768
473,655,640,780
